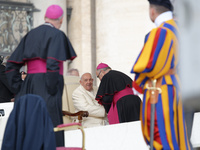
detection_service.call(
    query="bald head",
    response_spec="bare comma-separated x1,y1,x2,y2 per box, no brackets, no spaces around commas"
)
80,73,93,91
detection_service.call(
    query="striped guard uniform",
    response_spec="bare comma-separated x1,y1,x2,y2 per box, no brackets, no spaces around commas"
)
131,19,191,150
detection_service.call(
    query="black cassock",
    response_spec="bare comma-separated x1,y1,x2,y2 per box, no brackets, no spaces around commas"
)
5,23,77,146
0,64,14,103
96,70,141,124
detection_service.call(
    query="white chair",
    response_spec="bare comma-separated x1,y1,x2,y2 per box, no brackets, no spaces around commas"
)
62,76,89,123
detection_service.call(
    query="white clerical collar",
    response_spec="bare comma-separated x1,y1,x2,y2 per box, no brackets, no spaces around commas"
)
154,11,173,27
44,22,54,27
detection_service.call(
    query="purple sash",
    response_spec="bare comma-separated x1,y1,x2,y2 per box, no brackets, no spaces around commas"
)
27,59,63,75
107,86,134,124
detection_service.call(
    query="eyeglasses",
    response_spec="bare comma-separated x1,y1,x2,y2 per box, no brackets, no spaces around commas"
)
97,70,102,78
21,71,27,75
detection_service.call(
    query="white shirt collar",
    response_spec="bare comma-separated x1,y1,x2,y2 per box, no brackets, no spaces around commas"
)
154,11,173,27
44,22,54,27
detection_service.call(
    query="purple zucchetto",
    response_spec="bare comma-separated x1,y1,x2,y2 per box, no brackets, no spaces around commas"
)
96,63,109,70
45,5,63,19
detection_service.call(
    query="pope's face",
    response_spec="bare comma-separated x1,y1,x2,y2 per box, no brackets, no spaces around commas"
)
80,73,93,91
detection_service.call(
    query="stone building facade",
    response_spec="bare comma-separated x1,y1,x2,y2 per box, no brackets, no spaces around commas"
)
0,0,155,85
67,0,154,85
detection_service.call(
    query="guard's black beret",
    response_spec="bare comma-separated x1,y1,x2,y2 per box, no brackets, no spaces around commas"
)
148,0,173,11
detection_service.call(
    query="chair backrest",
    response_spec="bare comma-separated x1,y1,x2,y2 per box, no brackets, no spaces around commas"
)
62,76,98,124
62,76,80,123
63,76,80,84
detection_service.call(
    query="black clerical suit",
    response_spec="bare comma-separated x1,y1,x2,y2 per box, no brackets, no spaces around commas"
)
5,23,77,146
0,64,14,103
96,70,141,124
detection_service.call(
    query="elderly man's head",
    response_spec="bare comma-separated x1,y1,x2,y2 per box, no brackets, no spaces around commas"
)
44,4,64,29
80,73,93,91
67,68,79,76
96,63,111,81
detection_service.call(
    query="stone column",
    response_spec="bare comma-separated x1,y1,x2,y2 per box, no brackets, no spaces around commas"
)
67,0,95,78
178,0,200,105
95,0,154,85
178,0,200,142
